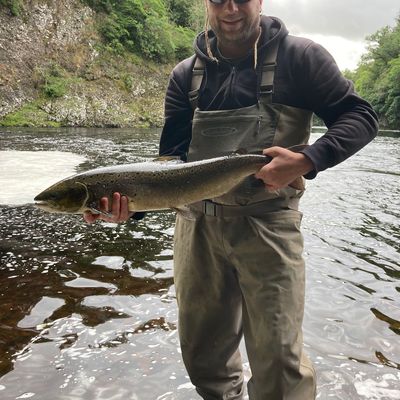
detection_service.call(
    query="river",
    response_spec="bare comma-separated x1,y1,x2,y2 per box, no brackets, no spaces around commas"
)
0,127,399,400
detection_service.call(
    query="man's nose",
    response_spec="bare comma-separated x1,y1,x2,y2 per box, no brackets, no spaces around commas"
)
225,0,239,12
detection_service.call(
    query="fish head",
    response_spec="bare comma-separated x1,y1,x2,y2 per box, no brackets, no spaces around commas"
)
34,180,89,214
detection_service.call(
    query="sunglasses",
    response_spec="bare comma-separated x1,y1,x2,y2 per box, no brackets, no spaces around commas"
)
209,0,251,4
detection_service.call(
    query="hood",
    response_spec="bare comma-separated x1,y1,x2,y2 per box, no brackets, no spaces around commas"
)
194,15,289,65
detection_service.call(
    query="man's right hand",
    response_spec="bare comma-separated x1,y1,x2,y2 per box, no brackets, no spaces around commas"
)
83,192,134,224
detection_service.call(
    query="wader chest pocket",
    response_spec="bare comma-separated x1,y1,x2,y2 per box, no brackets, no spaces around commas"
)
192,115,275,154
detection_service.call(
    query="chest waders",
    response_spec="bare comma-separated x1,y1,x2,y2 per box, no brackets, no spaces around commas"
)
173,43,316,400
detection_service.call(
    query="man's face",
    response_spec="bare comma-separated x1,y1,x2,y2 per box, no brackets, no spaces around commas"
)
206,0,263,47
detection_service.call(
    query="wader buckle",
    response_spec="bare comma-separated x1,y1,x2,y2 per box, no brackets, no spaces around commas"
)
203,200,219,216
260,84,274,96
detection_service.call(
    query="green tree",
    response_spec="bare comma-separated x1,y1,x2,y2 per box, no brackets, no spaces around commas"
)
350,14,400,128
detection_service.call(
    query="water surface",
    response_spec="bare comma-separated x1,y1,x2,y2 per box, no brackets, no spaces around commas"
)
0,151,86,205
0,127,399,400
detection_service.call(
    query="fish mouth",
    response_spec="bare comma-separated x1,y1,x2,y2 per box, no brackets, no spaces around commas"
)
34,191,51,203
34,195,61,212
34,199,56,212
34,193,51,207
34,200,85,214
34,193,43,202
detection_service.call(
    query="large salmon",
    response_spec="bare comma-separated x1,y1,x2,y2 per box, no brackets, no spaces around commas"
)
34,154,304,214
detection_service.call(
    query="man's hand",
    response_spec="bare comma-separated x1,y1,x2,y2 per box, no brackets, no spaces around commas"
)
255,146,314,191
83,192,134,224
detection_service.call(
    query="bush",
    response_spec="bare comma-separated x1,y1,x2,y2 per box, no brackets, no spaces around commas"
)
165,0,192,28
0,0,22,16
138,14,175,62
172,26,194,60
87,0,196,63
33,64,69,98
44,77,67,98
82,0,112,13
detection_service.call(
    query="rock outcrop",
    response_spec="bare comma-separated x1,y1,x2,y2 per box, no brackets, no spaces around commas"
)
0,0,169,127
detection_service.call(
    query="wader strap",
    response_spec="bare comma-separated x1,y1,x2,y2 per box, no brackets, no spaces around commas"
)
189,40,280,109
259,40,279,103
189,57,205,110
189,198,299,217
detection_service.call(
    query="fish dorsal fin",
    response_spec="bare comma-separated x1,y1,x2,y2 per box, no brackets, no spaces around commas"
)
151,156,184,164
232,149,264,156
288,176,305,191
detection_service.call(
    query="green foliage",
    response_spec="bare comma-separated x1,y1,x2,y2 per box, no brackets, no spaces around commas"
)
85,0,197,62
82,0,112,13
0,0,22,16
0,102,60,127
44,77,67,98
32,64,69,99
165,0,193,28
138,13,175,62
351,14,400,129
173,26,196,60
121,73,133,91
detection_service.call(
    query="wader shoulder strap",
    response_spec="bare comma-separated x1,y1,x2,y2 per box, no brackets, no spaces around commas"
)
189,57,205,110
188,39,280,109
259,40,280,104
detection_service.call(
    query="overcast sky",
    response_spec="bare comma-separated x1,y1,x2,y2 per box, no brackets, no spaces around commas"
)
263,0,399,70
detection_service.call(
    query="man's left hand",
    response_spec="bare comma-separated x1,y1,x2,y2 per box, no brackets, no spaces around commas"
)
255,146,314,191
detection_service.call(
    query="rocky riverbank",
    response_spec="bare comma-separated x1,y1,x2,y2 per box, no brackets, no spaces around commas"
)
0,0,172,127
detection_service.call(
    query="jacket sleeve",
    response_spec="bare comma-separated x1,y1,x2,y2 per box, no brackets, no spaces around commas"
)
159,56,196,160
296,42,379,178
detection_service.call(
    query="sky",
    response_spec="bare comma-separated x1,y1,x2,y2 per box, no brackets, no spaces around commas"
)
262,0,399,70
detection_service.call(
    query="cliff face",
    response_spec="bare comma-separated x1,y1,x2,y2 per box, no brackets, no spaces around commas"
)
0,0,170,127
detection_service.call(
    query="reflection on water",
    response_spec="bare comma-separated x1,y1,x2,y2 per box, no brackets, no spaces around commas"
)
0,127,399,399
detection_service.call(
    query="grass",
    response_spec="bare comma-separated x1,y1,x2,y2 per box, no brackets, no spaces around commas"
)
0,101,61,127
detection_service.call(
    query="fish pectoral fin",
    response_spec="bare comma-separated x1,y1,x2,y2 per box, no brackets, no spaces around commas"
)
89,207,114,218
288,177,305,191
172,207,197,220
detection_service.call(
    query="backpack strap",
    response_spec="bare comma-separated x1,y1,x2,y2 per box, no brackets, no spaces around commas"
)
188,56,205,110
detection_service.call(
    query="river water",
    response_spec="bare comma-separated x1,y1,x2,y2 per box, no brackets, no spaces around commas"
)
0,127,399,400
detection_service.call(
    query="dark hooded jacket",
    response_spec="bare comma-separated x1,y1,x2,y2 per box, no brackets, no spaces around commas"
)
159,15,378,178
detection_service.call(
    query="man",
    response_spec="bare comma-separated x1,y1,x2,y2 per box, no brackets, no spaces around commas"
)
85,0,378,398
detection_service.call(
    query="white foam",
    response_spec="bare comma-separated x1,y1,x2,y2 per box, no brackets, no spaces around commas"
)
354,374,400,399
0,150,86,205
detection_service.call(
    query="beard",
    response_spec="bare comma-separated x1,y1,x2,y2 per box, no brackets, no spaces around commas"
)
210,15,261,49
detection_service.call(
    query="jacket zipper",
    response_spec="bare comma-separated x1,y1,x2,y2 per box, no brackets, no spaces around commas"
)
257,115,262,135
228,66,236,99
